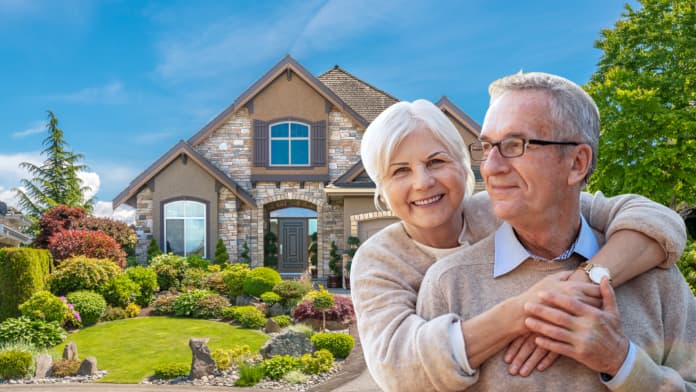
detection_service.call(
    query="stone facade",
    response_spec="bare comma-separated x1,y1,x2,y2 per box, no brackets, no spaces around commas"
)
135,188,154,263
328,109,362,181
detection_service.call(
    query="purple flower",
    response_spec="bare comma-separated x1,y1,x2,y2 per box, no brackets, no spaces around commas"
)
73,311,81,321
60,296,67,302
68,303,74,310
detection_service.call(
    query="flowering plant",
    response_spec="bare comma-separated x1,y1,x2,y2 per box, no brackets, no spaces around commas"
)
60,296,82,328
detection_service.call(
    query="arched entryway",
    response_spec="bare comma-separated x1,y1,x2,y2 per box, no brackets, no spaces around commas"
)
265,201,317,274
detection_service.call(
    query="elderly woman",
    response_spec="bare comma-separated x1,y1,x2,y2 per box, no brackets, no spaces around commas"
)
351,99,685,392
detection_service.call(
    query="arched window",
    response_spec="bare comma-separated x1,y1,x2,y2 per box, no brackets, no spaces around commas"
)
270,121,310,166
164,200,206,257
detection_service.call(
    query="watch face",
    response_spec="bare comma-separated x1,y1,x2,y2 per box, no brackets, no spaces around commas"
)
589,267,610,284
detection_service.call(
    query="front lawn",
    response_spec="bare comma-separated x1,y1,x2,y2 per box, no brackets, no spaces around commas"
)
48,316,268,383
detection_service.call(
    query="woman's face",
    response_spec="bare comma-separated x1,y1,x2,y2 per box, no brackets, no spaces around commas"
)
381,126,467,244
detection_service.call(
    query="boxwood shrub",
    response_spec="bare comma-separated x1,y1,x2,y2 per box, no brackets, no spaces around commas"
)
226,306,266,329
0,349,34,379
221,263,250,298
242,267,281,298
99,275,140,308
123,266,159,307
0,248,52,321
66,291,106,327
152,363,189,380
310,333,355,358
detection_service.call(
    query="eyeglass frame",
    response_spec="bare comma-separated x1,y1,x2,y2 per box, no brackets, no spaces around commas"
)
468,136,579,161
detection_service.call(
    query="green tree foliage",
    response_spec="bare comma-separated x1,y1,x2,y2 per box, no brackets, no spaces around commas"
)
585,0,696,209
214,238,229,265
239,241,251,264
263,231,278,268
146,239,162,261
14,111,93,220
328,241,341,276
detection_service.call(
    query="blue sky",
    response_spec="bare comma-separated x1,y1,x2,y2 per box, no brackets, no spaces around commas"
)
0,0,636,222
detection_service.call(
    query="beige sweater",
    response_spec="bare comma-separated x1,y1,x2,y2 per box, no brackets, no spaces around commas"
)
417,233,696,391
350,191,686,392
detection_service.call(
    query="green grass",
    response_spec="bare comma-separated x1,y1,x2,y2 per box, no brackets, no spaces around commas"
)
48,317,268,383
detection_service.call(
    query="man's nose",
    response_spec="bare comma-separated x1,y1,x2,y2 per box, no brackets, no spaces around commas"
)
481,146,509,176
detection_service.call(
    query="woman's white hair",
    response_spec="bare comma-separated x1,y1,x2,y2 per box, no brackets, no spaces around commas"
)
360,99,475,211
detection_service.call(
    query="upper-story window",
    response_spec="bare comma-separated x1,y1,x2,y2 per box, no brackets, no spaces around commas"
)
270,122,310,166
163,200,206,257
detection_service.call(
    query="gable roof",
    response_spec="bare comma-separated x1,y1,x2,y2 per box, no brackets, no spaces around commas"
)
112,140,255,209
318,66,399,123
436,96,481,137
188,55,369,146
333,159,375,188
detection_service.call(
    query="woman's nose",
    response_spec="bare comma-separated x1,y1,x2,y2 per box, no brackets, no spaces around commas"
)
413,166,435,189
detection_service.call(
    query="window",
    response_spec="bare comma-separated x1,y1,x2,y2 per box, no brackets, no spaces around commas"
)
164,200,206,257
270,122,310,166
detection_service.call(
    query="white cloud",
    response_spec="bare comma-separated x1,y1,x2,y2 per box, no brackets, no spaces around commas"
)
0,186,22,210
77,171,100,201
94,201,135,225
0,152,41,184
47,81,126,104
12,121,45,138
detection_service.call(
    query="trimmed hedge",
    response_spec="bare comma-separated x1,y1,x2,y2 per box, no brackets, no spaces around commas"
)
66,291,106,327
0,349,34,379
0,248,52,321
311,333,355,358
242,267,281,298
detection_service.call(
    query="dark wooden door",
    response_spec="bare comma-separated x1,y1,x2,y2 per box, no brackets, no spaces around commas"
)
278,219,307,273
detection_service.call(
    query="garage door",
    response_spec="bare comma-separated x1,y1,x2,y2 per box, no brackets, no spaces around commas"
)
357,217,400,242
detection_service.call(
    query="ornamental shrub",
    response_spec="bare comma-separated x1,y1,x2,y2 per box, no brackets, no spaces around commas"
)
202,271,226,293
100,306,127,321
100,275,140,308
221,263,250,297
150,292,179,316
48,229,126,267
260,291,281,305
51,358,80,377
235,363,264,386
124,303,141,318
0,317,66,348
181,268,208,290
211,348,231,370
677,241,696,296
311,333,355,358
292,295,355,325
149,253,187,291
66,291,106,327
282,370,307,384
299,348,334,374
173,289,210,317
193,293,229,319
186,254,210,270
214,238,229,266
0,248,52,321
228,344,252,366
227,306,266,329
0,349,34,379
146,239,162,261
34,205,86,249
242,267,281,298
49,256,121,296
152,363,189,380
18,291,70,325
271,315,291,328
260,355,300,380
77,216,137,256
273,280,310,307
124,266,159,307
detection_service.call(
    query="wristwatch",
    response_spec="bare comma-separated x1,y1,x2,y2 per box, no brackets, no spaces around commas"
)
578,262,612,284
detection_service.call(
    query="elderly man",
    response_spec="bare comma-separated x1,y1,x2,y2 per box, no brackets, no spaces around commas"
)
416,72,696,391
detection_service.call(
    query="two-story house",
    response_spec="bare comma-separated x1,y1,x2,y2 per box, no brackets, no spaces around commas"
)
113,55,482,278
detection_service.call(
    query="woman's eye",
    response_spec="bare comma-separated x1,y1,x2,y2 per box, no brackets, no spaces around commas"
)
392,167,409,176
428,159,446,167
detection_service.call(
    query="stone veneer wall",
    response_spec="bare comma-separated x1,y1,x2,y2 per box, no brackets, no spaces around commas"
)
134,188,154,263
328,109,362,181
217,188,238,262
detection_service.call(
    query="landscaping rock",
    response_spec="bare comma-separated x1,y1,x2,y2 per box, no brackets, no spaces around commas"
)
189,338,215,379
77,357,98,376
268,303,286,317
34,354,53,378
260,330,314,358
235,294,256,306
63,342,78,361
264,318,281,333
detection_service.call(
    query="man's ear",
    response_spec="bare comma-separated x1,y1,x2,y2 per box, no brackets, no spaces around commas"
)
568,144,592,186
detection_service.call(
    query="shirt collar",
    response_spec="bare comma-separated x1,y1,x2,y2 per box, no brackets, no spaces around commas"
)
493,215,600,278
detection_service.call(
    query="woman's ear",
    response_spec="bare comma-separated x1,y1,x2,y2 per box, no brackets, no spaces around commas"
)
568,144,592,186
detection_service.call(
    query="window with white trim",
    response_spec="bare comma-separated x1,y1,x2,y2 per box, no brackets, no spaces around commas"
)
270,122,310,166
163,200,206,257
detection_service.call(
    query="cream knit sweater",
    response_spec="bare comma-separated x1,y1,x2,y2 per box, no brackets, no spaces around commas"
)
350,191,686,392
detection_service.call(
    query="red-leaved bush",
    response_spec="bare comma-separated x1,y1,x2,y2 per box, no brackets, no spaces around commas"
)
291,295,355,324
34,205,86,248
77,216,137,256
48,229,126,268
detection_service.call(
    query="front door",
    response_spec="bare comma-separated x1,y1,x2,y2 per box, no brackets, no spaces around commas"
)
278,219,307,273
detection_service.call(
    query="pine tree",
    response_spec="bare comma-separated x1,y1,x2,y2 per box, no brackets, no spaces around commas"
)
14,111,93,220
239,241,251,264
263,231,278,268
214,238,230,265
147,238,162,261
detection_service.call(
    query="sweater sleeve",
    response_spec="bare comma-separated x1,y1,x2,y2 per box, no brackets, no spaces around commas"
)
614,268,696,392
351,228,473,392
579,191,686,267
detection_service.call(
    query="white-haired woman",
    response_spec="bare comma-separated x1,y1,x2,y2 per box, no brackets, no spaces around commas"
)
351,99,685,391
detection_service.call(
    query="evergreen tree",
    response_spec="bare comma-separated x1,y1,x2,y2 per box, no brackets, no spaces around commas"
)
14,111,93,220
263,231,278,268
214,238,230,265
147,238,162,261
328,241,341,276
239,241,251,264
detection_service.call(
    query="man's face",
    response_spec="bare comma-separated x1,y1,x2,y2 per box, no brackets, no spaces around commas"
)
479,90,575,225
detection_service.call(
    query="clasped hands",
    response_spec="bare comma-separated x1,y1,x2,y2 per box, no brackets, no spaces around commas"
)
504,270,630,378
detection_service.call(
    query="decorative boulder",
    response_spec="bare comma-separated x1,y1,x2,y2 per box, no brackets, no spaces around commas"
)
264,318,281,333
235,294,256,306
260,330,314,359
77,357,98,376
267,303,286,317
63,342,78,361
34,354,53,378
189,338,216,379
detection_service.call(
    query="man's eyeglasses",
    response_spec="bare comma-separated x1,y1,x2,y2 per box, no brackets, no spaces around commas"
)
468,136,579,162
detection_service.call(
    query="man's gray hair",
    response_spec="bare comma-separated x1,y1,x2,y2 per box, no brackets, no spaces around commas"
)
489,72,600,184
360,99,475,211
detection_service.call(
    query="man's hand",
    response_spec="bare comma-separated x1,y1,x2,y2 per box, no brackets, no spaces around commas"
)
523,277,630,376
